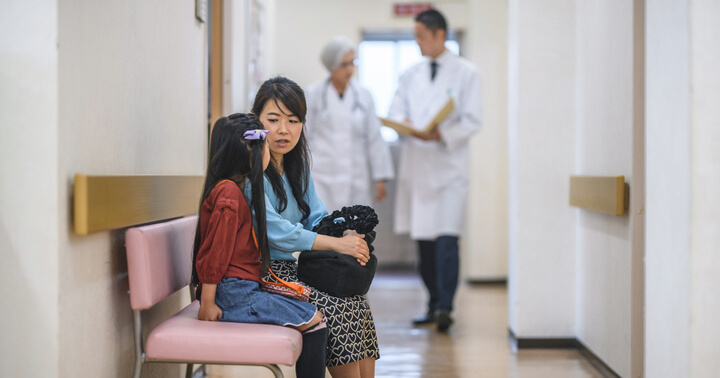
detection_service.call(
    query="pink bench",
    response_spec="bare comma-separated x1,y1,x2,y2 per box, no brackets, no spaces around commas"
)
125,216,302,378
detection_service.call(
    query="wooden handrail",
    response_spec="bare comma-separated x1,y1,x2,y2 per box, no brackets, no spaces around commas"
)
569,176,629,216
73,174,203,235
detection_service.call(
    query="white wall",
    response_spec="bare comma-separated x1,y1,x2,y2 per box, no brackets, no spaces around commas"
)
223,0,248,113
269,0,509,279
0,1,207,377
688,1,720,375
645,1,691,376
507,0,577,337
508,1,638,376
462,0,509,281
269,0,467,89
574,1,634,376
56,1,207,376
646,0,720,377
0,1,60,376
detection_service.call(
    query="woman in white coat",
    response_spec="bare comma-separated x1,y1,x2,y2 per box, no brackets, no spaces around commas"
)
305,36,394,212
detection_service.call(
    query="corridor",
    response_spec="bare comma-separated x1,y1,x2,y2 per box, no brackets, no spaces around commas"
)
4,1,719,376
208,271,602,378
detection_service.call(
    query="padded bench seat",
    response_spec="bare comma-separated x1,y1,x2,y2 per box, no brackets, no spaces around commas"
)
126,216,302,377
146,300,302,365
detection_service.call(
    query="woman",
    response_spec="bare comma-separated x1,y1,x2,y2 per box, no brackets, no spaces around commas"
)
305,35,394,211
252,76,379,378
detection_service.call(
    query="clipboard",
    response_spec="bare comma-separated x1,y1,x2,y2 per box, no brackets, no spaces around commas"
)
380,97,455,136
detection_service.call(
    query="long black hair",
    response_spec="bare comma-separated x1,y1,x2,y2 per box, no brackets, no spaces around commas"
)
251,76,312,222
192,113,271,283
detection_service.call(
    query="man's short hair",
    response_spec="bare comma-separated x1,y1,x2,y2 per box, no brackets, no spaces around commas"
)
414,9,448,34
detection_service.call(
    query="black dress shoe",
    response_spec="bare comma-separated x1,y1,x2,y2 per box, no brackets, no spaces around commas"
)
436,310,453,332
412,311,436,325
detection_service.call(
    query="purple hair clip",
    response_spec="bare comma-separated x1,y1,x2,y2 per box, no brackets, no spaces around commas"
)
243,129,270,140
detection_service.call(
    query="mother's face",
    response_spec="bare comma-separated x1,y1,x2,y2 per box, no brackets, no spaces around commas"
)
258,99,303,160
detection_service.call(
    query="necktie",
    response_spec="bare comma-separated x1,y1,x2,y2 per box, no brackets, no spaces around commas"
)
430,61,438,81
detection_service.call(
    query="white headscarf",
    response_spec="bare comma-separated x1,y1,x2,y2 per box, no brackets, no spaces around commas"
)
320,36,356,72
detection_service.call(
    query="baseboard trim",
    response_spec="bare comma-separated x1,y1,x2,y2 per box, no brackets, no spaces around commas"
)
508,329,576,349
576,339,622,378
467,278,507,285
508,329,621,378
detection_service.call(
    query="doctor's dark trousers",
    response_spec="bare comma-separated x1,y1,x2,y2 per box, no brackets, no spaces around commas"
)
417,236,459,312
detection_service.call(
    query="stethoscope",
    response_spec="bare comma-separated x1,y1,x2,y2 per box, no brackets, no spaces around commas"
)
319,78,365,122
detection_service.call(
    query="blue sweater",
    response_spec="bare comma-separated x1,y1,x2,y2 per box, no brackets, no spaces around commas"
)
246,172,328,261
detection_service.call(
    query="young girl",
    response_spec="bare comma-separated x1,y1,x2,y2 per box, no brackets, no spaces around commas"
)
192,113,328,378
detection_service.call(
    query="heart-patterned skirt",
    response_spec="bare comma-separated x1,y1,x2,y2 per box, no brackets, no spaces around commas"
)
268,260,380,367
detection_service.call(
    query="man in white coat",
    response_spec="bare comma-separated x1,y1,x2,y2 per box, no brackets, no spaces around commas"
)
388,9,482,332
305,36,394,212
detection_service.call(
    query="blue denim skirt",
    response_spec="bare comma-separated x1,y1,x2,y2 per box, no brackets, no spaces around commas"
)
215,277,317,327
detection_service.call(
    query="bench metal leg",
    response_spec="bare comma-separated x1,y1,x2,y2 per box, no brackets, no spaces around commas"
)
132,359,142,378
132,310,145,378
186,363,194,378
133,310,145,378
263,364,283,378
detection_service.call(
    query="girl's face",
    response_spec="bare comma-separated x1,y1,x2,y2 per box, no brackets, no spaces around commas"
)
258,99,303,163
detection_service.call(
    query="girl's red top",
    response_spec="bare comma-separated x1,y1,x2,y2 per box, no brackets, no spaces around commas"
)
195,181,261,297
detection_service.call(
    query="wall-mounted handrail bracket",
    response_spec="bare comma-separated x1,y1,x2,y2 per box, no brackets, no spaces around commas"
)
569,175,629,216
73,174,204,235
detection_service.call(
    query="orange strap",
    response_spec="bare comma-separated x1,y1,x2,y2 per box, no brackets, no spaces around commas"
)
253,226,302,290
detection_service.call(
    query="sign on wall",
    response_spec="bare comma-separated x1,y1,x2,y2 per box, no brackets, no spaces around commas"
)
393,3,433,17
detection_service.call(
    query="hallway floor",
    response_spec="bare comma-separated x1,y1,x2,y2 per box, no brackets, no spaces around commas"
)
207,270,602,378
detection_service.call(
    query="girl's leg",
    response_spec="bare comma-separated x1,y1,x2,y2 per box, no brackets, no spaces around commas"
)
358,357,375,378
295,311,328,378
296,310,323,332
327,361,361,378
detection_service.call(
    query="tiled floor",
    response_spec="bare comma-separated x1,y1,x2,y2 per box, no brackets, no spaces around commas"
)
207,270,603,378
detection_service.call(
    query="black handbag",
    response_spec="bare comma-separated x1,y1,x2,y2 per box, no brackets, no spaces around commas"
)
297,205,379,297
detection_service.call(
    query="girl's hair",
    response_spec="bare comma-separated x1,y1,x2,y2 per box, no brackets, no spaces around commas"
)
192,113,271,284
251,76,312,222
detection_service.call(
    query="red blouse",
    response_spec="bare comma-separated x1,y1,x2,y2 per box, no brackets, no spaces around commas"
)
195,181,261,296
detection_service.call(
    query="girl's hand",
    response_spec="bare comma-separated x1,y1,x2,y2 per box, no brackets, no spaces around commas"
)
335,234,370,266
198,301,223,321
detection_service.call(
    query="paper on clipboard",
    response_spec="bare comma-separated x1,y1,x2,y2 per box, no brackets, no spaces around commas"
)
379,97,455,135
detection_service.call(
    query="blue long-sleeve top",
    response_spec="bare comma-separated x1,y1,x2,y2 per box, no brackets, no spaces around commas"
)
245,171,328,261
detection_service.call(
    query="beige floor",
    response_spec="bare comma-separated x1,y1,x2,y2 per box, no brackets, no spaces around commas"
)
206,271,603,378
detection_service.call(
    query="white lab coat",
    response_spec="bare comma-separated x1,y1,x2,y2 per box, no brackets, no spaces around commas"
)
305,79,394,212
388,50,482,240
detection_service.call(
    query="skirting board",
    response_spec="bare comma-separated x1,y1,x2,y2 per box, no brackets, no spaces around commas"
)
467,278,507,285
508,329,621,378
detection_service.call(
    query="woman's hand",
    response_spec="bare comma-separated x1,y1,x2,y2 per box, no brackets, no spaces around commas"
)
375,181,387,202
338,234,370,266
313,234,371,265
198,301,223,321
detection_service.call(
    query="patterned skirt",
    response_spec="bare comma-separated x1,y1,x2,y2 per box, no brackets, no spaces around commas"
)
267,260,380,367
